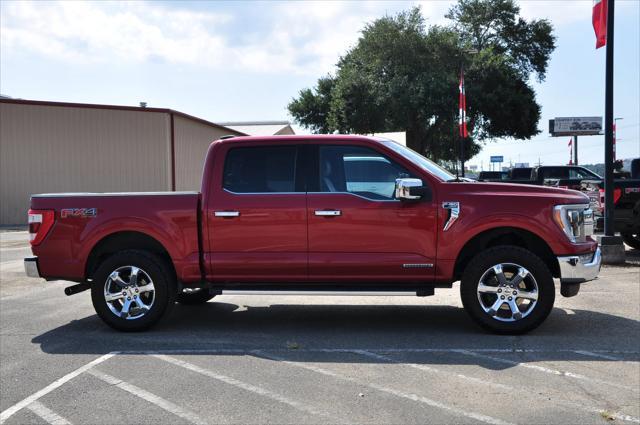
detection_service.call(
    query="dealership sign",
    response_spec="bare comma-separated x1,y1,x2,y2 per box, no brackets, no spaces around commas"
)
490,156,504,163
549,117,602,136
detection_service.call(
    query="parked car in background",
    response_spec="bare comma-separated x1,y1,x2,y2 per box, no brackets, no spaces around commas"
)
581,158,640,249
493,166,601,190
530,166,602,190
508,167,534,181
24,135,600,334
478,171,509,182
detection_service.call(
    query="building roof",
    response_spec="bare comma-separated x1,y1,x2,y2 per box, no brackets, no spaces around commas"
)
217,120,294,136
0,98,246,135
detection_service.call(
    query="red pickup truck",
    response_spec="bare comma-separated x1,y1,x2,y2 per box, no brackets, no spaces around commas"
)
24,135,600,334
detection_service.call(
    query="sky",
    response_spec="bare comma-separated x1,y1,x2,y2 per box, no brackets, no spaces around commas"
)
1,0,638,169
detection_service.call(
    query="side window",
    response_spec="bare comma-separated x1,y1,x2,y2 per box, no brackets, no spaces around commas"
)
542,168,568,179
318,145,412,200
223,146,298,193
569,168,593,179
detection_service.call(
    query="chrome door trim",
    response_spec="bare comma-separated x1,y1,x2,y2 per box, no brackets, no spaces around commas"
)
402,263,434,269
223,189,305,195
315,210,341,216
214,211,240,217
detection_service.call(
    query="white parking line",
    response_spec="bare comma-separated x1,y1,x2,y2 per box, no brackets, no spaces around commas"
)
352,349,513,391
454,349,639,393
87,368,207,425
0,352,116,424
573,350,624,361
349,350,640,424
154,354,340,422
118,348,640,355
253,350,514,425
27,401,71,425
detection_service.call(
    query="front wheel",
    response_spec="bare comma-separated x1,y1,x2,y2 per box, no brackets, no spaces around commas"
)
91,250,176,332
460,246,555,334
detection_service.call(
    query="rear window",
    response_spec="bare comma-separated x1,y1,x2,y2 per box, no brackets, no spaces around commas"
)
510,168,533,180
223,146,298,193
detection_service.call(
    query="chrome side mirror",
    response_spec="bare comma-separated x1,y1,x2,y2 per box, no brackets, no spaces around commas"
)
395,178,425,201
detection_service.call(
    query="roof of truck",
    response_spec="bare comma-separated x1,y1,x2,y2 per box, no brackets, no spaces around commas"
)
215,134,385,143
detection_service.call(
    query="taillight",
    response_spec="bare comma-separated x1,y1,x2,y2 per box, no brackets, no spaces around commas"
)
28,209,55,246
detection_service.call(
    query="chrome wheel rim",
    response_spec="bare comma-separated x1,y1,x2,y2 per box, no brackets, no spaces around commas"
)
104,266,155,320
476,263,539,322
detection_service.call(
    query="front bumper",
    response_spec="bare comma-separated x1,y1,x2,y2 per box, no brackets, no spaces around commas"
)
24,257,41,278
557,247,601,284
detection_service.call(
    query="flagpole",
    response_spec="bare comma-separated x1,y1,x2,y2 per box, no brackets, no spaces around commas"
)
460,62,465,178
603,0,615,237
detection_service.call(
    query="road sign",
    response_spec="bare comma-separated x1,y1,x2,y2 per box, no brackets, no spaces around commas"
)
549,117,602,136
490,156,504,163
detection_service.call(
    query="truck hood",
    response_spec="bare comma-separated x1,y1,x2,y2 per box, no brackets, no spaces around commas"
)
443,181,590,205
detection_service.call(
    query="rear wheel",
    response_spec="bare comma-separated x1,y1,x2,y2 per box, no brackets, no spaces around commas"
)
176,288,215,305
460,246,555,334
621,232,640,250
91,250,176,331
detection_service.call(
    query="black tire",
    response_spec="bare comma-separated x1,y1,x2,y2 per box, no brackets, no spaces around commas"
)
176,288,215,305
621,232,640,250
460,245,555,335
91,250,176,332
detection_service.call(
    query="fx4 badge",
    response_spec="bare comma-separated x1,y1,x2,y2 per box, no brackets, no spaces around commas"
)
61,208,97,219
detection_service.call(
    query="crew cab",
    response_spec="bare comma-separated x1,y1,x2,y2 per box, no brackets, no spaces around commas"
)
24,135,601,334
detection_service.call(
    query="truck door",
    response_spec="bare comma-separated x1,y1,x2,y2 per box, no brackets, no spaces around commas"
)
307,144,437,282
205,143,307,282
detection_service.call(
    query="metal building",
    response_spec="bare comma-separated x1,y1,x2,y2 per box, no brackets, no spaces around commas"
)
0,99,244,225
218,121,295,136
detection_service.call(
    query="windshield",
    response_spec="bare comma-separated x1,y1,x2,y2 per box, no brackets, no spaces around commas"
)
380,140,455,181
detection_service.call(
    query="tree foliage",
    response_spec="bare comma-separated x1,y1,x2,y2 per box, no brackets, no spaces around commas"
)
287,0,556,162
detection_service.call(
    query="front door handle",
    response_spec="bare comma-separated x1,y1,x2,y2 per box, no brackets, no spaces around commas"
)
214,211,240,217
315,210,341,216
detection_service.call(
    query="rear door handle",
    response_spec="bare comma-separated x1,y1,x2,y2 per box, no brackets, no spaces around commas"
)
315,210,341,216
214,211,240,217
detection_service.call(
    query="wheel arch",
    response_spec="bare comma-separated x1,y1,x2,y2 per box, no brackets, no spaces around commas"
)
85,231,177,282
453,227,559,281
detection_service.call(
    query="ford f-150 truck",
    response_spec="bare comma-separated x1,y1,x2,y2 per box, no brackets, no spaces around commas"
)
24,135,601,334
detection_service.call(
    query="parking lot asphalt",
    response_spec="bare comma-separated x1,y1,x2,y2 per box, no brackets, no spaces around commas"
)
1,230,639,425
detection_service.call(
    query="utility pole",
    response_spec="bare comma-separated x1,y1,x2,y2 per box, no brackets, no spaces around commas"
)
604,0,615,236
614,117,623,162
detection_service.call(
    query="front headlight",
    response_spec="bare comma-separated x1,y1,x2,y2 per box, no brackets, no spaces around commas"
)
553,204,593,243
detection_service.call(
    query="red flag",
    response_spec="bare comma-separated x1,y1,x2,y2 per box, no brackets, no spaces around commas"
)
459,70,468,138
568,138,573,165
592,0,608,49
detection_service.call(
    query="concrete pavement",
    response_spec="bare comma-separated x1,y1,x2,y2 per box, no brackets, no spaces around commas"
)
1,230,639,424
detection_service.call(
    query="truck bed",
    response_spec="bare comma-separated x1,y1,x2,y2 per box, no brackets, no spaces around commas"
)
30,191,202,283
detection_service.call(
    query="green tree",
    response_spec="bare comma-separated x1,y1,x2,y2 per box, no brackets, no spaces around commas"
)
287,1,556,162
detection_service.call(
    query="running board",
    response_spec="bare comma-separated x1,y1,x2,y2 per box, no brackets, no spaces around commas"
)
220,290,426,296
210,286,436,297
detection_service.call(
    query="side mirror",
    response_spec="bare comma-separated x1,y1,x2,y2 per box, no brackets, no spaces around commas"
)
395,178,431,201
